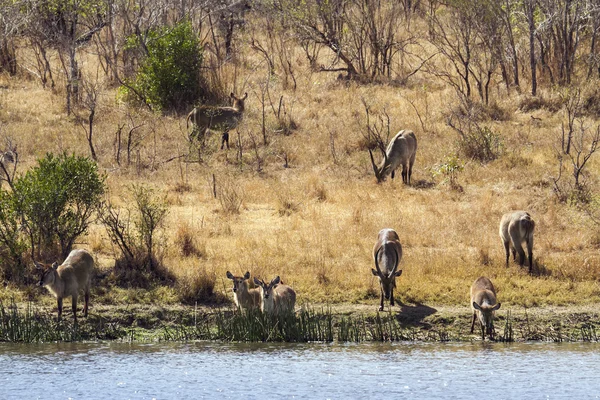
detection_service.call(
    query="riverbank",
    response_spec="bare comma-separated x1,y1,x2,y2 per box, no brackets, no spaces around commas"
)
1,300,599,343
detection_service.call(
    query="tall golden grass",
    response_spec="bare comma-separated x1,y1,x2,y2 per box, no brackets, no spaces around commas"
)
1,18,599,310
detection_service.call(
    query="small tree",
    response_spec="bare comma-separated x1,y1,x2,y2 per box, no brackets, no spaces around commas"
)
13,153,105,260
553,121,600,204
433,154,464,189
100,184,171,287
122,20,204,111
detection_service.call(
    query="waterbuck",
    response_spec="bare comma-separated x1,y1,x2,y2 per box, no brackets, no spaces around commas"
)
499,211,535,273
226,271,261,311
186,92,248,150
369,130,417,184
36,249,95,322
470,276,501,340
371,228,403,311
253,276,296,315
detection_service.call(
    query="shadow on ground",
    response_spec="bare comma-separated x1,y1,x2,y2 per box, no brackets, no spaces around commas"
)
396,302,437,328
412,179,436,189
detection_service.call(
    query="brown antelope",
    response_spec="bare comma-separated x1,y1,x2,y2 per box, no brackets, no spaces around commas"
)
253,276,296,315
226,271,261,311
369,130,417,184
499,211,535,273
371,228,403,311
36,249,94,322
470,276,501,340
186,92,248,150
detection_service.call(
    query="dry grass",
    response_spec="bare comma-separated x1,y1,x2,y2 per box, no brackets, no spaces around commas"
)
1,17,600,312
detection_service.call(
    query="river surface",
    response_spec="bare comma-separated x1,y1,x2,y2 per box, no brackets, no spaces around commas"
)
1,341,599,399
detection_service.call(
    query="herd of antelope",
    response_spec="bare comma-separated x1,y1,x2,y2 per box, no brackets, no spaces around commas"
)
35,94,538,340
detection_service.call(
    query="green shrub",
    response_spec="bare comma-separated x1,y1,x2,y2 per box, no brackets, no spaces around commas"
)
433,154,464,188
13,153,105,260
100,185,172,288
0,189,27,283
122,21,203,111
457,125,503,163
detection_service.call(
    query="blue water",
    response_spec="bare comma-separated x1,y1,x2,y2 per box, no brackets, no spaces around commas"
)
1,342,599,399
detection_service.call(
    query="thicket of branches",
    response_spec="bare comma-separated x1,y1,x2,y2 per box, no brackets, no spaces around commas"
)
1,0,599,108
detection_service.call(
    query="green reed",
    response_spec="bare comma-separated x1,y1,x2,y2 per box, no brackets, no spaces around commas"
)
162,307,424,343
498,309,514,342
0,299,127,343
5,300,597,343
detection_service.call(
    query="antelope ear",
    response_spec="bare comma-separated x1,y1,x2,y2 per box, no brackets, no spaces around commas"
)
242,92,248,100
253,277,262,286
230,92,235,98
52,262,59,270
371,269,379,277
34,262,43,270
271,276,281,285
492,303,501,311
472,302,482,311
394,270,403,277
226,271,234,279
243,271,251,280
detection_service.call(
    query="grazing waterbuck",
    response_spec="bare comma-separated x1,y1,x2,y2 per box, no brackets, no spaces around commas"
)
369,130,417,184
226,271,261,311
470,276,501,340
36,249,95,322
186,92,248,150
371,228,403,311
499,211,535,273
253,276,296,315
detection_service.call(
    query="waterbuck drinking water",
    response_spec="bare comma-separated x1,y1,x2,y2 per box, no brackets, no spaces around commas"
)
371,228,403,311
369,130,417,184
226,270,261,311
470,276,501,340
36,249,95,322
253,276,296,315
499,211,535,273
186,92,248,150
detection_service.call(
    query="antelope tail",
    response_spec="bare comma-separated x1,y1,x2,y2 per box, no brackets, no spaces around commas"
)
521,216,535,240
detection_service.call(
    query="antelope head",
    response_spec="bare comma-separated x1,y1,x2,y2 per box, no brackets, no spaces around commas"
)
226,270,251,293
231,92,248,112
369,147,389,183
35,261,58,287
253,276,280,300
473,301,501,335
371,247,402,300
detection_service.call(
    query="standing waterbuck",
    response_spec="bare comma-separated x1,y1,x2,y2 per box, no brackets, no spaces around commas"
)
226,271,261,311
371,228,403,311
369,130,417,184
499,211,535,273
470,276,501,340
253,276,296,316
186,92,248,150
36,249,94,322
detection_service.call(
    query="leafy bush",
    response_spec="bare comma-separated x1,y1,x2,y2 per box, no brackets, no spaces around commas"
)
0,189,27,284
457,125,503,163
13,153,105,260
433,154,464,188
100,185,172,288
122,21,204,111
